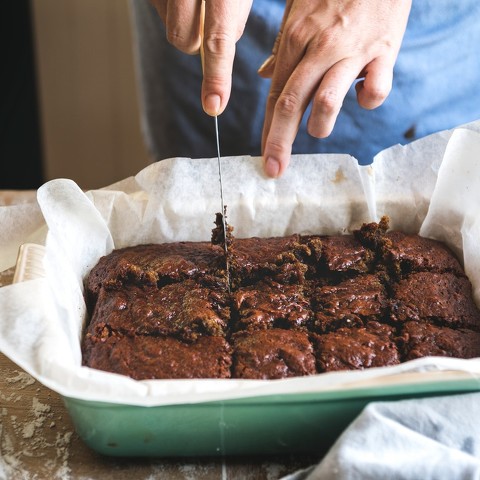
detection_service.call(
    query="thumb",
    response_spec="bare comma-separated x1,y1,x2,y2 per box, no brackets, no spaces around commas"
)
257,0,292,78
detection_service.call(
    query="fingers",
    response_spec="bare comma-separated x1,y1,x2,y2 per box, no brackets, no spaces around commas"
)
151,0,202,54
257,28,280,78
201,0,252,116
152,1,252,117
262,10,334,178
262,60,358,177
355,56,394,110
257,54,276,79
259,0,412,178
308,59,362,138
262,54,390,177
262,61,326,177
257,0,294,79
261,11,309,150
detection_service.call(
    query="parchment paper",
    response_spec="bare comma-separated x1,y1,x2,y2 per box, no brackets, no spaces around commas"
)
1,121,480,407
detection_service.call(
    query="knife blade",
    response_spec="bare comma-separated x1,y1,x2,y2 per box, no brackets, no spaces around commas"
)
213,113,231,292
200,1,231,291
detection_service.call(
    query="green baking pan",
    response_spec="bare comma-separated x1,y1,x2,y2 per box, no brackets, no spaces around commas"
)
12,244,480,457
62,372,480,457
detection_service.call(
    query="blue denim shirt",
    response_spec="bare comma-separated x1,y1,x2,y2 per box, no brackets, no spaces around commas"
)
131,0,480,165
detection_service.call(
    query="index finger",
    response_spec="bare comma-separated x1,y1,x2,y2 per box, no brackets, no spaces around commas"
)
201,0,249,116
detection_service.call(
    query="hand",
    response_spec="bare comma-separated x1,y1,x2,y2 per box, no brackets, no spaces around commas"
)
259,0,412,178
150,0,253,116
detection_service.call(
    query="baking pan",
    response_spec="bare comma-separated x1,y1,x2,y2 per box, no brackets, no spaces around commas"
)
13,240,480,457
7,133,480,457
63,372,480,457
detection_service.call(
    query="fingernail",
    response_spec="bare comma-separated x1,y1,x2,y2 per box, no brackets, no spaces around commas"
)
204,93,221,116
264,156,280,178
257,55,275,74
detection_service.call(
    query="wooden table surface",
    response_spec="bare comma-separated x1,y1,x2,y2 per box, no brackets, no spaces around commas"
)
0,191,320,479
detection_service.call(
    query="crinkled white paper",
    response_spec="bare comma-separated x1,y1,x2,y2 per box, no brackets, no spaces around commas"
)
2,121,480,406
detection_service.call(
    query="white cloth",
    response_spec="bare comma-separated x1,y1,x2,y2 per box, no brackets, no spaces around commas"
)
284,392,480,480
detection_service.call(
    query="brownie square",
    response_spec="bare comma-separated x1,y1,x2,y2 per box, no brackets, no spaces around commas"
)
319,235,375,275
85,242,225,306
383,231,463,276
232,329,316,379
311,274,387,332
390,272,480,330
87,280,230,341
312,322,400,372
399,321,480,361
82,333,232,380
232,280,312,332
229,235,308,285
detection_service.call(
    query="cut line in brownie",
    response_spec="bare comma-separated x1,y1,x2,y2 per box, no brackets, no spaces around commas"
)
82,333,232,380
390,272,480,330
87,280,230,342
312,321,400,372
311,274,388,333
232,329,316,379
232,279,312,332
398,321,480,361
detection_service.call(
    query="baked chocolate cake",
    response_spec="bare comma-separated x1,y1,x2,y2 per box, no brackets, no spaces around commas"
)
85,242,226,310
390,272,480,329
83,333,232,380
312,321,400,372
317,235,375,275
82,216,480,380
232,279,311,332
311,274,387,333
86,280,230,342
228,235,309,287
399,321,480,361
232,329,316,379
382,231,464,276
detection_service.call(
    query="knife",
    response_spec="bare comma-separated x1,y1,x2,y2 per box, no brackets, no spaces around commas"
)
200,1,231,291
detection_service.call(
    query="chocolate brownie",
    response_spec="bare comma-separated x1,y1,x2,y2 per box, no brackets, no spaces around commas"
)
228,235,307,286
390,272,480,330
399,321,480,361
82,333,232,380
232,280,312,332
382,231,464,277
311,274,387,333
232,329,316,379
86,281,230,342
318,235,375,275
312,322,400,372
82,216,480,380
85,242,225,307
